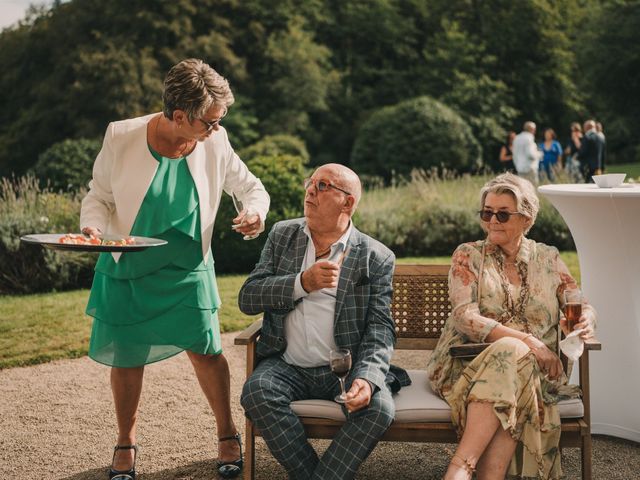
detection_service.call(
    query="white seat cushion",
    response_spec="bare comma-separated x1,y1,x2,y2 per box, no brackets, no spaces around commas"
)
558,397,584,418
290,369,584,422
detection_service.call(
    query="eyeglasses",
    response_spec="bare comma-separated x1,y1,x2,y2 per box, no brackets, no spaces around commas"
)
478,209,522,223
304,178,352,196
198,110,227,131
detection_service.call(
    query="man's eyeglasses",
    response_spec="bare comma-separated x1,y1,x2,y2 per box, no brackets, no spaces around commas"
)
304,178,352,196
198,110,227,131
478,209,522,223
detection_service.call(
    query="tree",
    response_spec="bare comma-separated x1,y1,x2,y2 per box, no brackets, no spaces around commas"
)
0,0,247,176
261,16,339,135
239,134,310,164
0,0,623,178
310,0,424,165
577,1,640,163
420,19,518,166
458,0,582,130
213,153,306,272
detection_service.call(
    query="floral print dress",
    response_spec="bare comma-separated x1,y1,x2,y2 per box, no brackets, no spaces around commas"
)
426,238,596,479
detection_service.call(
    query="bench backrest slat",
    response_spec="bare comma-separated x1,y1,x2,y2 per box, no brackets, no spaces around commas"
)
391,264,451,349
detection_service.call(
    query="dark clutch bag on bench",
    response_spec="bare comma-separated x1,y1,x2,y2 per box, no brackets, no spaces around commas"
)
449,343,491,358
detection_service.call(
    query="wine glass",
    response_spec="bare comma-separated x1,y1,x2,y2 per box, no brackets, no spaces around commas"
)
232,192,259,240
329,348,352,403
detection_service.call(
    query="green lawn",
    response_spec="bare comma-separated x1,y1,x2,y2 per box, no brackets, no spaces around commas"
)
0,253,580,369
0,274,259,369
607,161,640,180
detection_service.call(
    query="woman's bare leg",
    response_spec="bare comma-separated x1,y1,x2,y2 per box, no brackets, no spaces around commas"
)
444,402,500,480
111,366,144,470
476,427,518,480
187,351,240,462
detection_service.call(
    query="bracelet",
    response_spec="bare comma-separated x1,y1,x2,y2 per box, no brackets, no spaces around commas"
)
521,334,541,350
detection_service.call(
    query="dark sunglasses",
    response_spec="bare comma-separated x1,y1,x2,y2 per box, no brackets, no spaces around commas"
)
478,209,521,223
304,178,352,196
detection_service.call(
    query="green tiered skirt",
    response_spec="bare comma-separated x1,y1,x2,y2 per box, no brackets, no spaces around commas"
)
86,147,222,367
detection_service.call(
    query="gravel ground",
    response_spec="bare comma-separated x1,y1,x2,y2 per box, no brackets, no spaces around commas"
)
1,333,638,479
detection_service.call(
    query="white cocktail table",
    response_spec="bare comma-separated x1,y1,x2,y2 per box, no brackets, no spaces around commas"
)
539,183,640,442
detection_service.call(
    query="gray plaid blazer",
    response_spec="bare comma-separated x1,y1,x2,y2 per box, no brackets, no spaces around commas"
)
239,218,408,392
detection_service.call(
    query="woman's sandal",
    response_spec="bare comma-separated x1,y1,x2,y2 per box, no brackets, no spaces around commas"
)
217,432,244,479
109,445,138,480
450,453,476,478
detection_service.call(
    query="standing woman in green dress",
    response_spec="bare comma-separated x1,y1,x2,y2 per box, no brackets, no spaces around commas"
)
80,58,270,480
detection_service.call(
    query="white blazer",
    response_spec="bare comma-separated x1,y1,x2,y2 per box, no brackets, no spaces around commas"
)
80,113,270,263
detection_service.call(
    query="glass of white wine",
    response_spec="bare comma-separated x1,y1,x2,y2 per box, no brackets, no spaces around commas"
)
232,192,259,240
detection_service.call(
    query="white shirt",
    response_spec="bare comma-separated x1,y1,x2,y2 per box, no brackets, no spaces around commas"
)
282,223,353,367
512,131,541,174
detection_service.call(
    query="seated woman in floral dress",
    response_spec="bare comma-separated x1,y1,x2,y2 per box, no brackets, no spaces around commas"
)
426,173,596,480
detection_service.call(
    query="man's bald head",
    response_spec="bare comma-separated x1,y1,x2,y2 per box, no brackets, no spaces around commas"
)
313,163,362,214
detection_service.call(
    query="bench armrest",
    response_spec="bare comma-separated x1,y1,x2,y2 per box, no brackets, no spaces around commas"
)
584,336,601,351
234,319,263,378
234,319,263,346
578,335,602,426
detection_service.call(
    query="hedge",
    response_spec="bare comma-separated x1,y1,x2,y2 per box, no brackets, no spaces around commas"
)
351,96,482,182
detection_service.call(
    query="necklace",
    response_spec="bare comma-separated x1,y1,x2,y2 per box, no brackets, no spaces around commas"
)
155,116,193,158
495,255,531,329
314,244,332,260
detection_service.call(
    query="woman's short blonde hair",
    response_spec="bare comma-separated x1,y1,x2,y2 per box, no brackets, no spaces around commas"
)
162,58,234,121
479,172,539,235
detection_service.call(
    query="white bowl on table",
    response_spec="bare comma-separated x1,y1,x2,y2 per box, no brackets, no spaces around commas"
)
592,173,626,188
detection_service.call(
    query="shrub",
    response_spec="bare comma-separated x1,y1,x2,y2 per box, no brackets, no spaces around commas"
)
222,95,261,149
528,196,576,251
357,203,483,257
32,138,101,191
351,96,482,183
356,172,574,257
1,150,308,291
238,135,310,165
0,176,95,294
212,154,307,273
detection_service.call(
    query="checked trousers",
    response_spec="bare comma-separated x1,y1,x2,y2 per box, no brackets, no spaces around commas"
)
241,356,395,480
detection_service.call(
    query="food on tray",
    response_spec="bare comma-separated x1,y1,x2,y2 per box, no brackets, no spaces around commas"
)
101,237,136,246
58,234,136,246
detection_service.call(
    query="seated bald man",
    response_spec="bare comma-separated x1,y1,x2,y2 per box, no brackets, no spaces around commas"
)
239,163,409,480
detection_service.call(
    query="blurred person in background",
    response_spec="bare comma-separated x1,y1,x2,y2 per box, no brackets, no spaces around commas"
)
538,128,563,182
498,131,516,173
577,120,605,182
596,122,607,172
512,121,542,185
80,58,270,480
564,122,583,182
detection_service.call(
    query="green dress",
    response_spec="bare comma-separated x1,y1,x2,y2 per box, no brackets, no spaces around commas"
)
86,147,222,367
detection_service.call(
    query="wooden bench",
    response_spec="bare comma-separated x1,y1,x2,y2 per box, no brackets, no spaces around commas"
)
235,264,601,479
